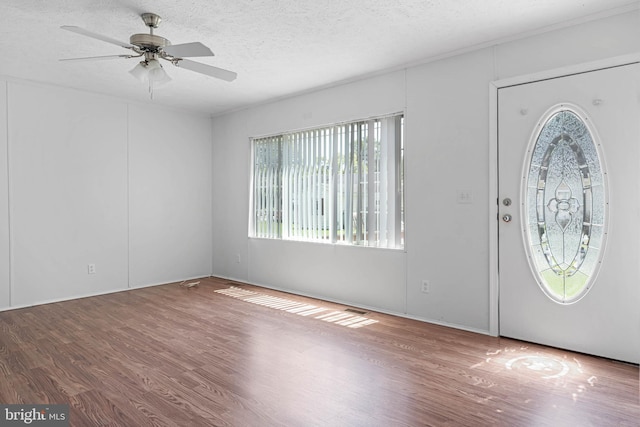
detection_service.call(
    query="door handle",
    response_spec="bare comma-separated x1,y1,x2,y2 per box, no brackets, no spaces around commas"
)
502,214,512,223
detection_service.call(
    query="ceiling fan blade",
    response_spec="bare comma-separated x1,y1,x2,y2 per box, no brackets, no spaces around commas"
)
174,59,237,82
61,25,134,49
163,42,214,58
60,54,135,62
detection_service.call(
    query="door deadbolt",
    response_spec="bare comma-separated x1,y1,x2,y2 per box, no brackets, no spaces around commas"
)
503,198,512,206
502,214,512,223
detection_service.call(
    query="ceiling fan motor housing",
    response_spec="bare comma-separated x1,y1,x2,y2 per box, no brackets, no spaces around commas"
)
130,33,171,52
130,13,169,52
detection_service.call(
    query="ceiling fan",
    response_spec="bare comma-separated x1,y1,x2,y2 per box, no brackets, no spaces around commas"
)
60,12,237,96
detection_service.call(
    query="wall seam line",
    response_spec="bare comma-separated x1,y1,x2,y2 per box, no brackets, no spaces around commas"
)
4,81,11,307
126,103,131,288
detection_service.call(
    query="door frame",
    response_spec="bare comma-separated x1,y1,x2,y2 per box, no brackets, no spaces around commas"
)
488,53,640,336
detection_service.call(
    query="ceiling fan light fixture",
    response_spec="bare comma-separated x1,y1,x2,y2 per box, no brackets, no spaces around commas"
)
129,59,171,84
147,59,171,85
129,60,149,81
129,59,171,100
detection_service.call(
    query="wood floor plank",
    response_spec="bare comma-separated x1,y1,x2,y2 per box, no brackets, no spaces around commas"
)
69,389,142,427
21,367,73,404
0,276,637,426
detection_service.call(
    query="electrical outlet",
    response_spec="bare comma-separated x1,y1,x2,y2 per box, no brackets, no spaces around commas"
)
88,264,96,275
421,280,430,293
236,254,241,264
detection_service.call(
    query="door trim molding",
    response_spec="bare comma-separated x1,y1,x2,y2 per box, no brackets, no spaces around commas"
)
488,53,640,336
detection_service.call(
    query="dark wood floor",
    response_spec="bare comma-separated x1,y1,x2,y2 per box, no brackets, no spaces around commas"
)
0,277,637,426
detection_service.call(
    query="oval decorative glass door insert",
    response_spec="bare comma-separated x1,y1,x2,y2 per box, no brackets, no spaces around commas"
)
524,106,607,304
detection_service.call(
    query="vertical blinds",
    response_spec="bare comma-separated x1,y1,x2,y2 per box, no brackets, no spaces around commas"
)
252,114,403,249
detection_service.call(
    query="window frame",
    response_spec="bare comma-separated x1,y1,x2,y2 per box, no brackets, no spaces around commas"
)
250,113,405,250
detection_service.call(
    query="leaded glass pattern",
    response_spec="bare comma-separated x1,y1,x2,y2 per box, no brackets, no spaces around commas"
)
524,107,606,304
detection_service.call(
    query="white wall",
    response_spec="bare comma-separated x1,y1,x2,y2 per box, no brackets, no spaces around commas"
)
495,9,640,79
0,80,212,310
211,10,640,333
129,105,212,287
404,48,495,330
8,83,129,307
249,240,407,312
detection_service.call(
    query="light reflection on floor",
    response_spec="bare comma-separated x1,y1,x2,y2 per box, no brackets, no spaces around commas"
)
505,355,570,379
475,345,599,406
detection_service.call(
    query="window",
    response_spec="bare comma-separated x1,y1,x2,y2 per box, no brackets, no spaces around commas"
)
524,106,606,304
252,113,404,249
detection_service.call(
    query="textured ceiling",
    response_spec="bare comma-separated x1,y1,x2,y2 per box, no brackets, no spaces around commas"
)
0,1,636,115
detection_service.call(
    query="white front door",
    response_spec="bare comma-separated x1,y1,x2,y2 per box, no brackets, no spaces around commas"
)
498,63,640,364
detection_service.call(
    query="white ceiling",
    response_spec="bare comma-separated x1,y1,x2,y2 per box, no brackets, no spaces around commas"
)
1,1,636,116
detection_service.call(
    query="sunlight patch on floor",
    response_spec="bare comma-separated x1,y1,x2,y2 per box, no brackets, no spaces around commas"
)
215,286,378,328
471,345,604,406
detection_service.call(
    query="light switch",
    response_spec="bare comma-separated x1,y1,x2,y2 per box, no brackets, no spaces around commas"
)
457,190,473,204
